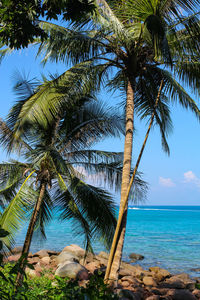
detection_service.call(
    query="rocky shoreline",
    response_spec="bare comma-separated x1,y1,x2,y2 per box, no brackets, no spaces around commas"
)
6,244,200,300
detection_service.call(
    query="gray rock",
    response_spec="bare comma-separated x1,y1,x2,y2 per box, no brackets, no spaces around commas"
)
62,244,85,258
55,262,88,279
55,251,79,265
129,253,144,261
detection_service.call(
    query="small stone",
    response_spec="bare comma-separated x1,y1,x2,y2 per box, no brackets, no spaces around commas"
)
129,253,144,261
143,276,157,287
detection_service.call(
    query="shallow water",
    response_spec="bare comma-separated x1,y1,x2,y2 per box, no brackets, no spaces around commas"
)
15,206,200,277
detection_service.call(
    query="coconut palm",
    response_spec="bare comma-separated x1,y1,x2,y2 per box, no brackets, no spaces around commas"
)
0,74,147,285
1,0,200,285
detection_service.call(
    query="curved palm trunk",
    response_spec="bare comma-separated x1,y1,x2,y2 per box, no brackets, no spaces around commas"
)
105,79,135,286
105,80,163,286
16,182,46,287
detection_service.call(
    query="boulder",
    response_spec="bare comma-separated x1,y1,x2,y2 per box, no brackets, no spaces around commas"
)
62,244,85,258
55,251,79,265
119,268,133,278
121,262,144,276
166,289,196,300
149,267,170,281
79,252,95,265
85,261,100,273
41,256,50,265
55,262,88,279
160,275,195,290
33,249,49,258
129,253,144,262
143,276,157,287
174,273,190,281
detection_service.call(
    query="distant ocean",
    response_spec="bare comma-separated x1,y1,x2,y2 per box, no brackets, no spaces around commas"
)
15,206,200,277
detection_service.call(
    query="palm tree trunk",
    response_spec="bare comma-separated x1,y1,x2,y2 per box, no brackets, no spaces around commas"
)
16,182,46,287
105,80,164,286
105,79,135,286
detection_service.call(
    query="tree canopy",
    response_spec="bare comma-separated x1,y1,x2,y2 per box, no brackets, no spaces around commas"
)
0,0,96,49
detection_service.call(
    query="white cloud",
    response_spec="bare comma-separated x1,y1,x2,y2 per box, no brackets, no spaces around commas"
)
184,171,200,187
159,177,175,187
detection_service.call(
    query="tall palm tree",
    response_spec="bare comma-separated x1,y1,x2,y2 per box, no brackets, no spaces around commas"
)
2,0,200,285
0,75,147,285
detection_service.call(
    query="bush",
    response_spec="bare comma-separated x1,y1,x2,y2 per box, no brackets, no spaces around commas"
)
0,263,118,299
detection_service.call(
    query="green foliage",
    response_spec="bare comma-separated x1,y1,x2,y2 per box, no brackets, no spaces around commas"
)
196,283,200,290
0,263,118,299
0,0,96,49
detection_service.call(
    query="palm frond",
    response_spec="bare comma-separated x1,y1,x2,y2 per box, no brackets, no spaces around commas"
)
68,176,117,249
55,174,93,252
0,170,36,248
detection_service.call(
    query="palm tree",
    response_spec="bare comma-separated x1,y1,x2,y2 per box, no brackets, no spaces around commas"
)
2,0,200,285
0,74,147,285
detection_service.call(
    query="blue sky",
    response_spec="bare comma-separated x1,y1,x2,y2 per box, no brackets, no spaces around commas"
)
1,46,200,206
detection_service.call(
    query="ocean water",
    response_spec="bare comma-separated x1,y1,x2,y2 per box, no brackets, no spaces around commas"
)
15,206,200,277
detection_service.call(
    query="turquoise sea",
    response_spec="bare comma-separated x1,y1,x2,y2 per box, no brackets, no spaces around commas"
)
16,206,200,277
